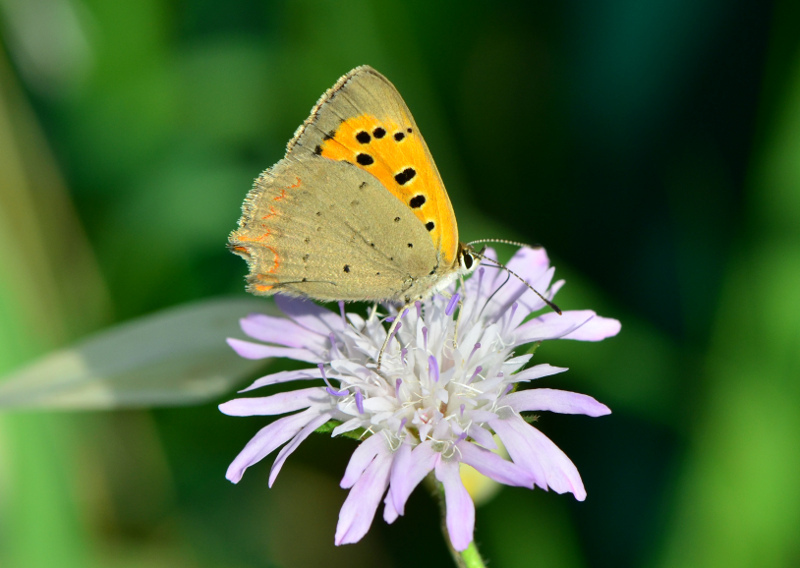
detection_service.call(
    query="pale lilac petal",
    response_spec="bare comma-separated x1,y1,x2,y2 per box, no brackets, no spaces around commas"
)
505,246,550,283
458,441,533,487
435,459,475,551
504,388,611,417
225,408,324,483
219,387,328,416
276,296,342,334
268,412,333,486
491,414,586,500
515,310,598,343
509,363,569,383
239,368,323,392
561,315,621,341
227,338,319,362
341,433,388,489
241,313,327,348
465,424,497,449
383,488,399,524
335,449,393,546
391,441,438,515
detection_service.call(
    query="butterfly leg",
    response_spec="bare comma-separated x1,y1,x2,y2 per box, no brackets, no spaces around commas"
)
377,304,411,370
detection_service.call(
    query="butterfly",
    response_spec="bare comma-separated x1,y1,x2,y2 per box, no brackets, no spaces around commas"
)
229,66,478,311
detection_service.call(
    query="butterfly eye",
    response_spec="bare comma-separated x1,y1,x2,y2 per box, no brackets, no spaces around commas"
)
463,253,474,270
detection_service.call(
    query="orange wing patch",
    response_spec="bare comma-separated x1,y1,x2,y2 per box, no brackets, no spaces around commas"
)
316,114,458,267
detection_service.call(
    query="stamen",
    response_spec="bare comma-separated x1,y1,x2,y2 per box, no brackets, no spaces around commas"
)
445,293,460,316
319,363,347,396
329,333,340,358
468,365,483,384
428,355,439,382
339,301,346,326
460,403,466,417
401,347,408,366
415,301,422,318
422,327,428,351
395,379,403,401
468,342,481,363
398,417,407,436
355,389,364,414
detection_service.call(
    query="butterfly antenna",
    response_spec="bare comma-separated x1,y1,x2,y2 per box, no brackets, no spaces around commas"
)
471,249,562,315
467,238,542,249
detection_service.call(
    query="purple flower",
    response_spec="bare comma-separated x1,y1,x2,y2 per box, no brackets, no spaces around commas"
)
220,247,620,551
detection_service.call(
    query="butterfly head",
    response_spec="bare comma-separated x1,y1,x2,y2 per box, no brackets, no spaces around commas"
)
456,242,482,277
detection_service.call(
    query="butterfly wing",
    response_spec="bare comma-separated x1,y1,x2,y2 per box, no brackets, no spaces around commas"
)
286,66,460,268
230,155,438,302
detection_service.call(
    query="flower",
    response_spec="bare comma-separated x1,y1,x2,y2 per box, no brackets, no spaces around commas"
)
220,247,620,551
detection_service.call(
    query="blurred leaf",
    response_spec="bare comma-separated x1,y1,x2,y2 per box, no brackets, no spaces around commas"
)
0,297,274,409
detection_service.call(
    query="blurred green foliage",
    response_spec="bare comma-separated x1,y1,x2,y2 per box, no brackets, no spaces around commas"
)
1,0,798,566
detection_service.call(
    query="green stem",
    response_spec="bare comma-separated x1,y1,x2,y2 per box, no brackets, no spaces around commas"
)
425,475,488,568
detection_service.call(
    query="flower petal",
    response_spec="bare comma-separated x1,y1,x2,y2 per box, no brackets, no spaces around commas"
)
435,458,475,551
239,368,322,392
276,296,343,335
225,407,325,483
491,414,587,500
383,488,400,524
515,310,598,343
226,338,319,362
335,448,393,546
219,387,328,416
562,315,621,341
390,440,438,515
504,388,611,417
269,412,333,486
240,313,327,348
458,440,533,487
341,433,387,489
509,363,569,383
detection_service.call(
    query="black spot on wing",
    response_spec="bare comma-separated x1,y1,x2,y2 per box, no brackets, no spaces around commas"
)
373,127,386,139
356,131,371,144
409,194,426,208
394,168,416,185
356,153,374,166
425,221,435,231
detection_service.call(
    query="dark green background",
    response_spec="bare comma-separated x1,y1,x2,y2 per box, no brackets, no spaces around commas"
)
2,1,799,566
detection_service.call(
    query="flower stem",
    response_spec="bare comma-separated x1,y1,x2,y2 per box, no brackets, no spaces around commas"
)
426,475,488,568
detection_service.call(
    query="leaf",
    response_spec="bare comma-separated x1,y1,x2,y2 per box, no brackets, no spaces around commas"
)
0,297,275,409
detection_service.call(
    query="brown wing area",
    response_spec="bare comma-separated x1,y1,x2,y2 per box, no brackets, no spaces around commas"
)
229,156,439,302
286,66,459,268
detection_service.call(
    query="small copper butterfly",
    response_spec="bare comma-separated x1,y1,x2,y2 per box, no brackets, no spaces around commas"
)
230,66,479,313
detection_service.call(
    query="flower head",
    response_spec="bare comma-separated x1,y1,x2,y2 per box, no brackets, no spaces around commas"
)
220,247,620,551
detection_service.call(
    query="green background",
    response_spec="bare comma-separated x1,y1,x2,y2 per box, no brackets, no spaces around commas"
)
1,1,798,566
